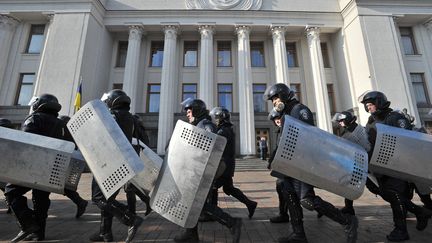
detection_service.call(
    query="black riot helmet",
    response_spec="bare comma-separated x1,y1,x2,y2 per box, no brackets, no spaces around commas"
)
181,98,207,118
263,83,295,103
29,93,62,113
210,107,231,126
101,89,131,109
0,118,13,128
359,91,390,113
335,111,357,125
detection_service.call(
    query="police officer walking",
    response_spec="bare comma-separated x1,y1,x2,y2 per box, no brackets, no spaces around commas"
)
5,94,64,242
90,89,143,243
174,99,242,243
264,84,358,243
209,107,258,219
359,91,432,241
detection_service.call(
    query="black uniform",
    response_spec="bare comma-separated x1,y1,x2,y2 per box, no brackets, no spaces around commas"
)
5,110,64,241
211,121,257,218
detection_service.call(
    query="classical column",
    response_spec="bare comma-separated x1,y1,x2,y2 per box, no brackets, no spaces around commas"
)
0,15,19,91
235,25,256,156
271,26,290,85
198,25,215,108
305,26,332,132
123,25,144,113
157,25,179,155
34,14,54,97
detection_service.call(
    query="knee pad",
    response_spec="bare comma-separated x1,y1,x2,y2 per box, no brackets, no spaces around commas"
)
300,198,315,211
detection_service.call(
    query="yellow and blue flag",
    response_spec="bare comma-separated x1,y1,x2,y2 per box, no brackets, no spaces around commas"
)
74,80,82,113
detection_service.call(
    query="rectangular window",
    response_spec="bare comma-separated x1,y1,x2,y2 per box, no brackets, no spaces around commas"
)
217,41,232,67
290,83,302,103
183,41,198,67
253,84,267,112
286,42,298,67
26,25,45,54
410,73,430,107
321,43,331,68
15,73,35,105
150,41,164,67
250,42,265,67
218,84,233,112
112,83,123,90
182,83,197,101
327,83,336,113
147,84,160,112
116,41,128,67
400,27,418,55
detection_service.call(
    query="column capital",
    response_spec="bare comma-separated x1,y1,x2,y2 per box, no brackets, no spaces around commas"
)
305,26,321,42
162,25,179,39
0,14,19,30
270,26,287,40
198,25,215,39
235,25,251,39
128,25,144,41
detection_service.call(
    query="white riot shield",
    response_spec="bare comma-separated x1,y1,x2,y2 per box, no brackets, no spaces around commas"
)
0,127,75,194
341,125,371,152
130,138,163,195
369,123,432,185
272,115,368,200
150,120,226,228
67,100,144,199
64,150,86,191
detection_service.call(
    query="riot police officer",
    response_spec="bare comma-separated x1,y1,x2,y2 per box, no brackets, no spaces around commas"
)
267,109,290,224
209,107,258,219
264,83,358,243
360,91,432,241
174,98,242,243
57,115,88,219
5,94,64,242
90,89,143,243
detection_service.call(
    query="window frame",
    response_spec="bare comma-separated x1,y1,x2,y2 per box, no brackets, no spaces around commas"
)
217,83,233,112
146,83,161,112
15,73,36,105
400,27,419,55
252,83,267,112
25,24,46,54
149,41,164,67
182,83,198,101
183,41,199,67
321,42,331,68
286,42,299,67
327,83,336,114
410,73,431,107
217,41,232,67
115,41,128,68
250,41,266,67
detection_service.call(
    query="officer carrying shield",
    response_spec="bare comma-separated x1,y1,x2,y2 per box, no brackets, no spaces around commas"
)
174,98,242,243
90,89,143,243
359,91,432,241
5,94,64,242
264,83,358,243
209,107,258,219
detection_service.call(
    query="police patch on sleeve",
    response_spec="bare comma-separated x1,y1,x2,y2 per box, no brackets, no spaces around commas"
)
299,109,309,120
397,119,407,128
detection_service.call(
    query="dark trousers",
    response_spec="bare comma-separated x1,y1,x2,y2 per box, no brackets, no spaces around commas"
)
5,183,50,232
260,148,268,160
212,176,253,207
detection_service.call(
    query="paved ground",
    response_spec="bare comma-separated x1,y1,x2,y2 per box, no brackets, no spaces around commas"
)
1,158,431,243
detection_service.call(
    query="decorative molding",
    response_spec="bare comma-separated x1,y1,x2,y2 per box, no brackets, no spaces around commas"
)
235,25,251,39
185,0,262,10
198,25,215,39
0,14,19,30
424,19,432,32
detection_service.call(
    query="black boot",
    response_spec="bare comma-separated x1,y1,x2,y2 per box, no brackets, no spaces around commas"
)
25,217,46,241
279,192,307,243
230,186,257,219
76,199,88,218
135,189,152,216
270,214,290,223
174,225,199,242
229,218,242,243
386,227,409,242
247,201,258,219
125,216,143,243
385,191,409,242
11,211,40,243
89,211,114,242
406,201,432,231
278,224,308,243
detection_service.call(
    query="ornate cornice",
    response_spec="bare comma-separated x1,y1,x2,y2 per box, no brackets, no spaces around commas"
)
0,14,19,31
186,0,262,10
424,19,432,32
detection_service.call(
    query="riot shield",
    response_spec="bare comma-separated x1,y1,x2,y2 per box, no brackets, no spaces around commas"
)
0,126,75,194
150,120,226,228
272,115,368,200
130,138,163,195
369,123,432,185
67,100,144,199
